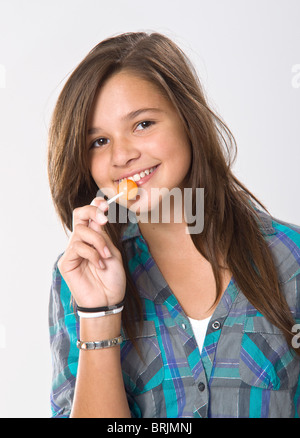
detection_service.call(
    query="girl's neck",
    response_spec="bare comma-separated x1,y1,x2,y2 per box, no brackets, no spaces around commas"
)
138,213,193,254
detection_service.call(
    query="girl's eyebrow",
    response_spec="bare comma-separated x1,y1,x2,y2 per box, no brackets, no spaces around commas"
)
122,107,164,121
87,107,164,136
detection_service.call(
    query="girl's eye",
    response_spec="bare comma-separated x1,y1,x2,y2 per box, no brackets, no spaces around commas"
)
135,121,154,131
90,137,109,149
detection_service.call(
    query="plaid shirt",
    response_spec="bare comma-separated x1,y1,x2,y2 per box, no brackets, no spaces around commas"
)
49,209,300,418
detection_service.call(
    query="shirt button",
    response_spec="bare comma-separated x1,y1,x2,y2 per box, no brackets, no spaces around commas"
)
198,382,205,392
181,323,187,330
212,320,221,330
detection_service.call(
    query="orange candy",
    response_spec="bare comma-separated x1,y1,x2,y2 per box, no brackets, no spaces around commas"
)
117,179,138,200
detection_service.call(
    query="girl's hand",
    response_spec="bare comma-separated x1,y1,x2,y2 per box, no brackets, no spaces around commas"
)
57,198,126,308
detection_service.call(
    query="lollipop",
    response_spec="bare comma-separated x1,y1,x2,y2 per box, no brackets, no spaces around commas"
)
107,179,138,204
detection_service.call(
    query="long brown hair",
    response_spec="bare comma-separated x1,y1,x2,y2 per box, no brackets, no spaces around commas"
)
47,32,299,355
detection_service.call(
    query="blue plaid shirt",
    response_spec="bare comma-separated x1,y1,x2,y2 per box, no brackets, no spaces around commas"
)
49,209,300,418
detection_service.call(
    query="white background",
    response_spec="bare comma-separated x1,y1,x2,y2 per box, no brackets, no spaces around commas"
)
0,0,299,417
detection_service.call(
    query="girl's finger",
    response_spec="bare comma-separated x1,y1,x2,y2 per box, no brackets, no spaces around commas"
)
65,240,103,270
72,224,112,260
72,198,109,229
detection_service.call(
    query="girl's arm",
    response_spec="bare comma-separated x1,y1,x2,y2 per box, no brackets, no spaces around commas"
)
70,314,131,418
54,197,130,418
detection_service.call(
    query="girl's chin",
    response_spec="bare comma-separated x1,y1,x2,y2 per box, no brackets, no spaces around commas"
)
127,196,171,224
127,199,156,216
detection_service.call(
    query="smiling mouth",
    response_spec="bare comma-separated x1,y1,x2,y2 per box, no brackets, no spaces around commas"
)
117,165,159,184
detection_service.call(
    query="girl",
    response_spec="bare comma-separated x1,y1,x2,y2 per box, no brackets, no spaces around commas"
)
48,32,300,418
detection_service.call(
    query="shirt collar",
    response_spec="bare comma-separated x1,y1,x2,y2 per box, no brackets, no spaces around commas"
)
121,221,141,242
253,208,276,236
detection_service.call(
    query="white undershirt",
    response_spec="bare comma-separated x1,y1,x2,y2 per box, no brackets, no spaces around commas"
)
188,315,211,353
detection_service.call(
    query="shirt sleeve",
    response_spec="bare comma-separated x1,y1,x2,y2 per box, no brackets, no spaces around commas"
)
48,255,79,418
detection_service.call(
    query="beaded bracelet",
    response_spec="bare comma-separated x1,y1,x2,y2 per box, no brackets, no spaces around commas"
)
77,335,123,350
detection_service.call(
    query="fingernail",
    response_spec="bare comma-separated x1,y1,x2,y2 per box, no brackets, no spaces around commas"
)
98,201,109,211
96,209,108,224
99,259,105,269
103,246,112,258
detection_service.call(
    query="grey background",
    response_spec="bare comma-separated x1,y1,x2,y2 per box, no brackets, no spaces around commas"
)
0,0,299,417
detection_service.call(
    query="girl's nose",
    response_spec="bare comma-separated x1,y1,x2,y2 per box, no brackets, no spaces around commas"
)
110,138,141,167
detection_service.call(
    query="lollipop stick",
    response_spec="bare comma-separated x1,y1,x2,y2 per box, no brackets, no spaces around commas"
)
107,191,124,205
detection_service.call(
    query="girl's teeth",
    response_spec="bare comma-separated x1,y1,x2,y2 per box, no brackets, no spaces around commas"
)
119,166,156,183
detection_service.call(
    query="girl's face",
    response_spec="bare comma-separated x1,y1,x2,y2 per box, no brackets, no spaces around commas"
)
87,71,191,215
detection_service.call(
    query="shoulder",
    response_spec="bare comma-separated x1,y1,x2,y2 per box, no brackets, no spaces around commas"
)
270,214,300,238
251,209,300,321
258,210,300,284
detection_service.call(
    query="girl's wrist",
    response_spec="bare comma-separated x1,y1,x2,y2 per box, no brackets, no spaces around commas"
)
79,312,122,341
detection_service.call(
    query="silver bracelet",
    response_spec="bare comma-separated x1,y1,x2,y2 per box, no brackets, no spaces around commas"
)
76,335,123,350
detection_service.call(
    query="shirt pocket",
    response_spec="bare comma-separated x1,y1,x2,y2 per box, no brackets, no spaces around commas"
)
121,320,164,396
240,316,299,390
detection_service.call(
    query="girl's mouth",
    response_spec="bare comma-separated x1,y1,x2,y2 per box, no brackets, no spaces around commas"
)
118,164,160,187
